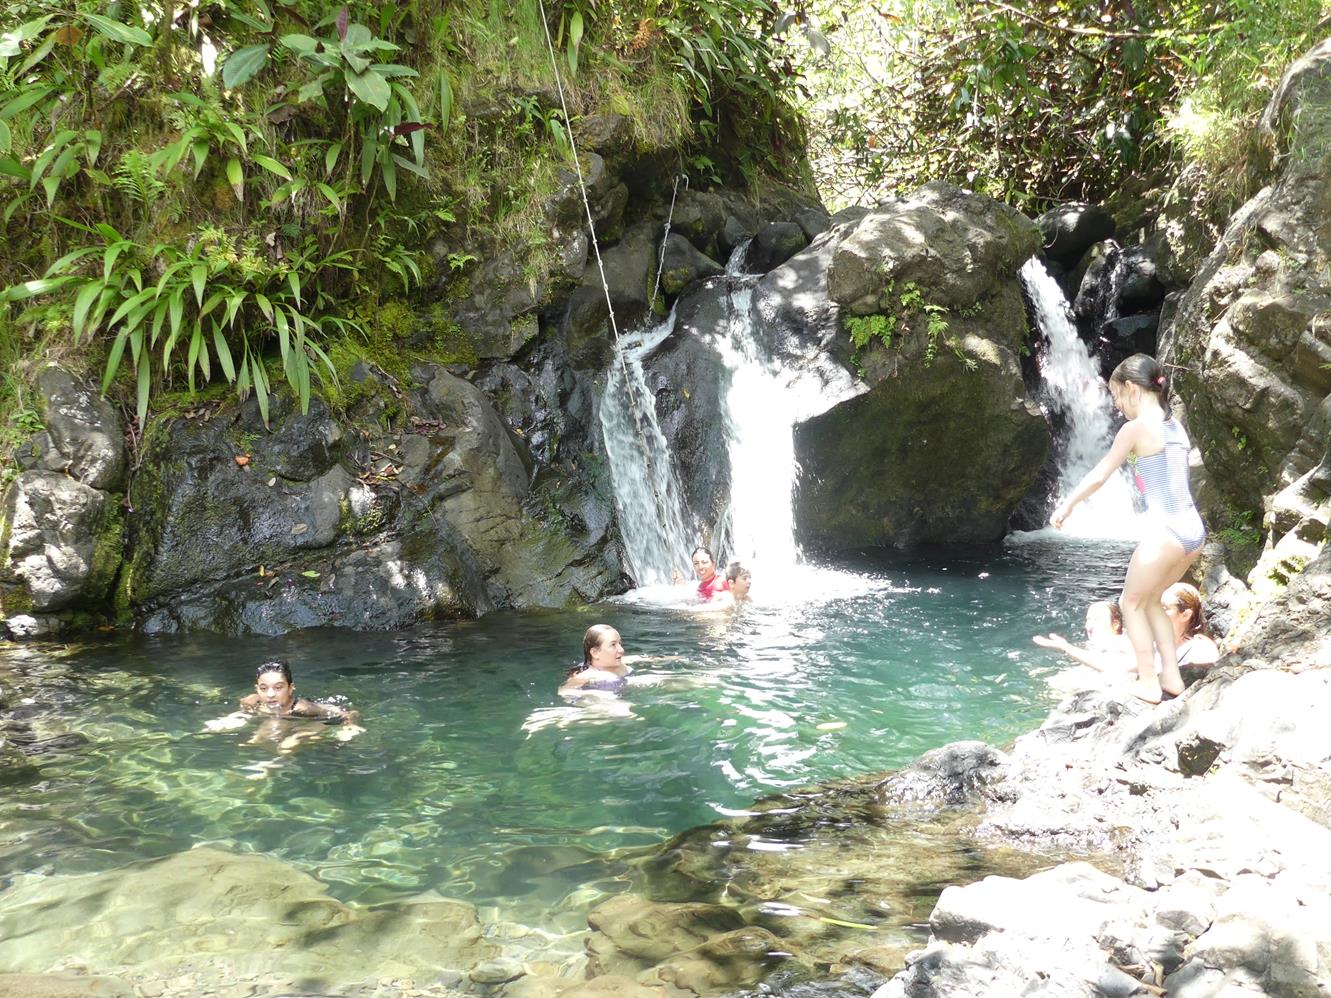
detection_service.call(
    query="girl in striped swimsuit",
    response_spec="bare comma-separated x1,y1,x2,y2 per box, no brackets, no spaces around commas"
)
1051,354,1206,704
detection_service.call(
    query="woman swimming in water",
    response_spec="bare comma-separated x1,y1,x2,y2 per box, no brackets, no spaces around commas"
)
558,625,632,698
1033,599,1132,675
205,660,363,746
1051,354,1206,703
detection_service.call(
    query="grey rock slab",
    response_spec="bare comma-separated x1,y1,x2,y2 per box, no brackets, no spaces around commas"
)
33,366,126,489
2,471,115,610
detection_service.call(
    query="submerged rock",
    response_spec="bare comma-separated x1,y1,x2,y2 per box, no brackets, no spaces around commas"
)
0,846,499,986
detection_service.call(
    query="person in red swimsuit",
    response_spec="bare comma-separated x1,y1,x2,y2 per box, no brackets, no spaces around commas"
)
691,546,730,600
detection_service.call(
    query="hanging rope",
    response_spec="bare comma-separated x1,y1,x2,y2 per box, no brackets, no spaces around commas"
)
651,173,688,310
533,0,681,517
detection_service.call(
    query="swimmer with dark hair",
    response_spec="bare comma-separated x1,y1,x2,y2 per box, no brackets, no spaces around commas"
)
206,659,363,746
724,561,752,605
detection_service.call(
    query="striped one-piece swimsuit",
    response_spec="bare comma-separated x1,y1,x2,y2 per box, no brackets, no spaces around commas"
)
1132,419,1206,553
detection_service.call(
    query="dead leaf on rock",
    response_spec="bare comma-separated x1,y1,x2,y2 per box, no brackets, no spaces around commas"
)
234,455,250,467
291,523,309,535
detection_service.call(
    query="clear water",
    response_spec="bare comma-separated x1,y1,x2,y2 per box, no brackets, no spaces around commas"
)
0,540,1127,925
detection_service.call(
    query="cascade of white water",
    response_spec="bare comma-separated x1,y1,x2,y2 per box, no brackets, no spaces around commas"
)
600,313,694,584
1019,257,1138,538
709,282,860,573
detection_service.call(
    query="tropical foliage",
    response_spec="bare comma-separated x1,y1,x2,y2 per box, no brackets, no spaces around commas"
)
0,0,805,432
794,0,1328,214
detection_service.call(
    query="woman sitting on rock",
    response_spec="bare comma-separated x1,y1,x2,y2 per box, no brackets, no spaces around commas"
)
1051,354,1206,703
1163,582,1221,678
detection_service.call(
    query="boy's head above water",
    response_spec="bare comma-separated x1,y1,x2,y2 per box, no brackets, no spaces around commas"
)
254,659,296,712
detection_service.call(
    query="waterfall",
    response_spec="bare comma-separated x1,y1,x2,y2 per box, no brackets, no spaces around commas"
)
600,313,694,585
709,281,860,573
1020,257,1138,538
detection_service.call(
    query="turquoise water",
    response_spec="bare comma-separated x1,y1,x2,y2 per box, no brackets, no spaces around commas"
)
0,537,1126,917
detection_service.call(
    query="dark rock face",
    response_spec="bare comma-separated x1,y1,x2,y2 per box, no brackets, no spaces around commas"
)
1163,39,1331,587
794,344,1048,549
639,280,735,534
1036,202,1116,269
658,233,723,297
774,182,1046,550
125,371,622,636
748,221,809,273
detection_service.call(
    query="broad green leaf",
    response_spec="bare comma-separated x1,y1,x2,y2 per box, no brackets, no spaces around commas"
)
252,154,292,180
296,79,325,103
0,120,10,153
301,570,320,578
103,328,131,392
191,263,207,306
0,276,74,301
72,280,103,340
345,67,390,111
83,13,152,47
136,352,151,425
251,354,269,426
17,33,57,76
324,140,342,176
221,44,270,88
438,73,452,132
254,293,273,320
279,33,320,55
286,270,302,306
381,152,396,200
223,122,248,155
191,140,209,177
213,327,236,381
187,323,202,376
225,157,243,199
83,129,101,167
390,153,428,178
315,182,342,211
0,156,29,181
0,85,54,121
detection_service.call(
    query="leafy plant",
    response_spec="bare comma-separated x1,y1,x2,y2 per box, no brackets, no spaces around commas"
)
220,7,429,201
1,220,355,425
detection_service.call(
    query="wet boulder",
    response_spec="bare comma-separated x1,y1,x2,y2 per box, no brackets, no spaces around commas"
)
794,329,1047,550
1,472,120,613
658,232,723,298
748,221,809,274
1036,202,1116,270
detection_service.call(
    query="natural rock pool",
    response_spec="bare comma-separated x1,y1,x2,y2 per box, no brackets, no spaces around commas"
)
0,537,1128,994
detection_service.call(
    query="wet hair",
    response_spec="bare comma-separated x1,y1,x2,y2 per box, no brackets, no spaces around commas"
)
691,546,714,562
1110,353,1170,411
255,659,293,684
581,624,619,667
725,561,751,582
1088,599,1123,634
1164,583,1208,637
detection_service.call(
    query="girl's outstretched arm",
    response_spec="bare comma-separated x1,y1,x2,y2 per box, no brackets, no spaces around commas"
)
1052,422,1140,527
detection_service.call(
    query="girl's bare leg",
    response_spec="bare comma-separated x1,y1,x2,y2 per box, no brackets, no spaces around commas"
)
1120,531,1199,703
